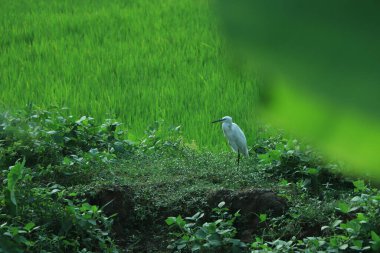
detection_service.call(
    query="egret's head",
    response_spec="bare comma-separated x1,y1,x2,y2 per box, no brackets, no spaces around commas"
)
211,116,233,124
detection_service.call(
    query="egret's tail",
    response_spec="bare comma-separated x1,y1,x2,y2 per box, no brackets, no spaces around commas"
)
243,148,249,157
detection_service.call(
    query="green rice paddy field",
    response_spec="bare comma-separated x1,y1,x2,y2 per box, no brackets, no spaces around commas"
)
0,0,258,148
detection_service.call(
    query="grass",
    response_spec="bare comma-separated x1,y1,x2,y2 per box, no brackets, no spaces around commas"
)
0,0,258,149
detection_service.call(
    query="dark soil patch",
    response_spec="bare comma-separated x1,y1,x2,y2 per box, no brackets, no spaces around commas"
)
208,189,287,242
88,185,135,245
86,185,288,251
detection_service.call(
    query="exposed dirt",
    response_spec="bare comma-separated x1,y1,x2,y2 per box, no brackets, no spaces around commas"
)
87,186,288,251
208,189,287,242
88,185,135,242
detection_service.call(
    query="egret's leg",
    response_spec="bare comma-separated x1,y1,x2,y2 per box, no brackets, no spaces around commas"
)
237,151,240,166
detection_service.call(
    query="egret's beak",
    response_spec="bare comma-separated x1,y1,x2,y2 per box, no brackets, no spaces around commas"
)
211,119,224,123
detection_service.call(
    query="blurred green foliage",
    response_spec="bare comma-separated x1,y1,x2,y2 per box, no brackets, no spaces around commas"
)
217,0,380,178
218,0,380,116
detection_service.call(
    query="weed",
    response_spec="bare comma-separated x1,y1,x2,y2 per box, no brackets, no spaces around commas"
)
166,202,246,252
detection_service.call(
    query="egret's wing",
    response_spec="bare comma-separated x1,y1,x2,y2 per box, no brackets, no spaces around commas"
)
222,124,239,152
232,123,249,156
232,123,247,143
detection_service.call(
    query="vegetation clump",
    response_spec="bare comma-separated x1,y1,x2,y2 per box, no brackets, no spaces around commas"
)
0,107,379,252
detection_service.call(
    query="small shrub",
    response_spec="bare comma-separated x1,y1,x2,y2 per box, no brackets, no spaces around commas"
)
0,106,134,169
139,120,183,155
166,202,246,252
0,161,119,252
251,181,380,252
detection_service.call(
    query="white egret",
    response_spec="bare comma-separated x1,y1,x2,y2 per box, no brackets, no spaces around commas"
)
212,116,248,165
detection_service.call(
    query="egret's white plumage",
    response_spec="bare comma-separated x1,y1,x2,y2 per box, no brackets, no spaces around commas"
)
212,116,248,164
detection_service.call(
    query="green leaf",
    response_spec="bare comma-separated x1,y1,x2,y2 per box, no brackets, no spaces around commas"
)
336,202,350,214
209,239,222,247
332,220,342,227
7,161,25,204
177,244,186,250
258,153,270,163
91,205,98,213
194,228,207,239
353,180,366,192
191,244,201,252
371,231,380,242
88,219,97,225
217,228,233,235
165,217,176,225
351,196,362,202
356,213,368,223
24,222,35,232
349,206,360,212
218,202,225,208
76,116,87,125
214,219,223,225
329,237,338,247
50,189,60,195
9,227,19,236
176,215,186,227
186,212,204,221
83,202,94,211
62,157,72,166
5,160,25,215
278,179,289,187
352,240,363,249
259,214,267,223
305,168,319,175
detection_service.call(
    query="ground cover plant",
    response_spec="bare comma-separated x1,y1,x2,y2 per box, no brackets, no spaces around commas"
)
1,107,379,252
